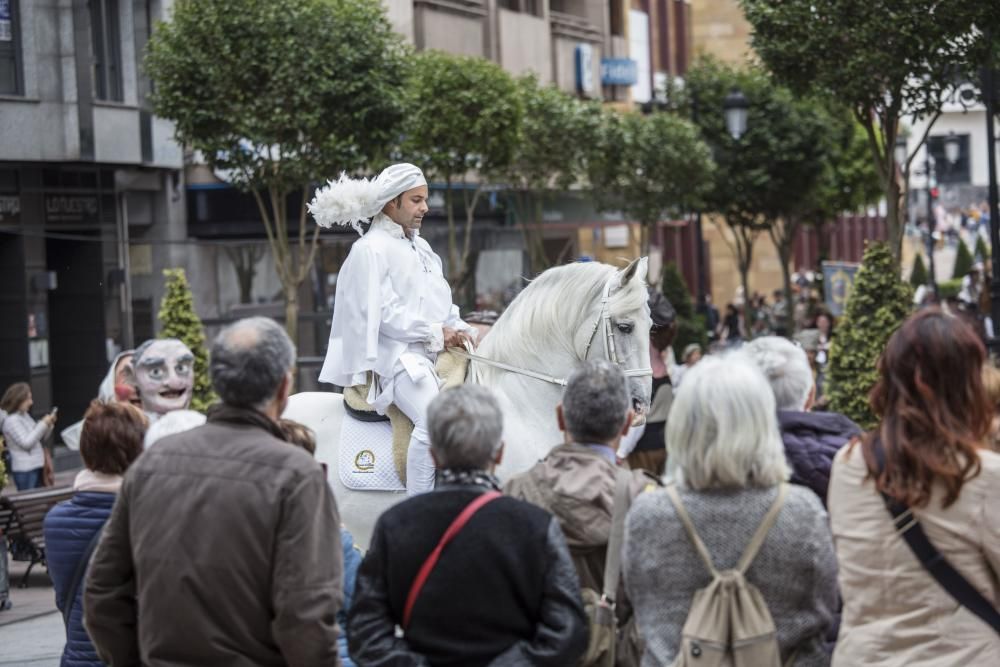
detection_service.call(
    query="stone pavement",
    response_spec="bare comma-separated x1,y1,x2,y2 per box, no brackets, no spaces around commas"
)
0,611,62,666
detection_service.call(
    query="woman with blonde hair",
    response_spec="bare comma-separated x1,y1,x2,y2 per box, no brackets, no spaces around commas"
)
622,355,837,666
829,309,1000,666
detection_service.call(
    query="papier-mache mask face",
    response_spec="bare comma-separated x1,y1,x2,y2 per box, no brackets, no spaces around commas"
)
133,339,195,415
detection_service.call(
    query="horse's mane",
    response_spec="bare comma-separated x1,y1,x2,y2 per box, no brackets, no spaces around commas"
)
472,261,647,385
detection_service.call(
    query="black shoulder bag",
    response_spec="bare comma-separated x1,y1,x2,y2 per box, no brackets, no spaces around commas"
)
873,440,1000,635
62,528,103,628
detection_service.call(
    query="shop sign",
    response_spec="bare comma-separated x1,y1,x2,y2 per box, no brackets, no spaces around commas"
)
601,58,638,87
45,195,99,222
0,195,19,220
0,0,12,42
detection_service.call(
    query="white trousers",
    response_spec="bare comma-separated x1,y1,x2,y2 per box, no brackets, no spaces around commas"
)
390,362,441,496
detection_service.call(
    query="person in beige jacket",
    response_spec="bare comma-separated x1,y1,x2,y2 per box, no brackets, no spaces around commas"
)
829,309,1000,666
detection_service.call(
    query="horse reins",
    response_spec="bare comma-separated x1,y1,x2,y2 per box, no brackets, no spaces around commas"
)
455,276,653,387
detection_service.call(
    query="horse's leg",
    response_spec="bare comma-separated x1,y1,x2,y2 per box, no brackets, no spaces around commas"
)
283,392,405,550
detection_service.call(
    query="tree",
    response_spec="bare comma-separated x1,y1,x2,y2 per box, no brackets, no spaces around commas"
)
145,0,408,344
681,60,828,332
158,269,216,412
741,0,987,262
975,235,990,263
953,238,974,279
225,244,266,305
505,77,603,273
827,242,913,428
402,51,522,291
661,263,708,358
909,253,928,287
587,109,713,256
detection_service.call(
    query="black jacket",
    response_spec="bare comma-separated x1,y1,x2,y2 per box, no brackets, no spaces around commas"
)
348,482,587,666
778,409,862,506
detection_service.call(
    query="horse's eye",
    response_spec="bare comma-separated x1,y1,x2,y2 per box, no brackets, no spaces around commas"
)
616,322,634,334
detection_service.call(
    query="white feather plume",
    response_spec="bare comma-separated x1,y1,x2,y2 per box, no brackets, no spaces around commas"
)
308,173,383,235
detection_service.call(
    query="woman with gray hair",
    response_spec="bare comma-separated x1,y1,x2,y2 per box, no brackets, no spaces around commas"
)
622,355,838,666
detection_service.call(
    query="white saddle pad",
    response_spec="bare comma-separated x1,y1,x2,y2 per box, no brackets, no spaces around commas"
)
338,416,405,491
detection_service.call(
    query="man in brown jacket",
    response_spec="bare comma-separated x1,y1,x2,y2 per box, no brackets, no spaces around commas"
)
84,317,343,666
505,360,659,599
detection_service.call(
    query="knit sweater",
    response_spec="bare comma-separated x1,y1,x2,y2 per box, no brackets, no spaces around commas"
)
622,484,838,667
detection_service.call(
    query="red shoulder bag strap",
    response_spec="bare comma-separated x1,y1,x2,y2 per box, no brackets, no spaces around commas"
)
402,491,501,630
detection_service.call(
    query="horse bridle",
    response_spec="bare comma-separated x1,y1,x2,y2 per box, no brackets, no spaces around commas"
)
457,276,653,387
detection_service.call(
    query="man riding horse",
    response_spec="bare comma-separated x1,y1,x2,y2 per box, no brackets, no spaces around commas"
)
310,163,478,496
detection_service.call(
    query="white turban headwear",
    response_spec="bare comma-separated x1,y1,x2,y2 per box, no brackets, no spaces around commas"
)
308,163,428,235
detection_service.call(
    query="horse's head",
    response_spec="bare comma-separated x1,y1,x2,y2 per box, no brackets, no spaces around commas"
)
589,257,653,425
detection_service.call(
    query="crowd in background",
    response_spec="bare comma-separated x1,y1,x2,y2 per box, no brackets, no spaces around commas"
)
1,299,999,665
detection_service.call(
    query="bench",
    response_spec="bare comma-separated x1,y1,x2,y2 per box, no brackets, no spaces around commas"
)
0,486,74,587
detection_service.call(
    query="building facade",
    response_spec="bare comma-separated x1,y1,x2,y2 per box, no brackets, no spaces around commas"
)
0,0,184,427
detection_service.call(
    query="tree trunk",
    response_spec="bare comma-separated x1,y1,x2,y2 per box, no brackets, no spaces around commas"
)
779,237,795,336
639,221,651,258
885,171,904,263
284,289,299,349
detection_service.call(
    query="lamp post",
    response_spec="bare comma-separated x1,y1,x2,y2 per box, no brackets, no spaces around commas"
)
982,60,1000,355
723,88,749,141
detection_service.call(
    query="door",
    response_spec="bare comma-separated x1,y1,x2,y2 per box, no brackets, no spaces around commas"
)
46,237,108,428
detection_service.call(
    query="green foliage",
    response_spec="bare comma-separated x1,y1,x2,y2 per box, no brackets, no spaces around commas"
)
660,263,708,357
740,0,995,258
587,108,713,252
146,0,407,193
403,51,521,181
827,242,913,428
505,77,603,271
145,0,408,341
158,269,216,413
809,110,883,219
953,238,974,279
402,51,522,286
909,253,928,287
938,278,963,300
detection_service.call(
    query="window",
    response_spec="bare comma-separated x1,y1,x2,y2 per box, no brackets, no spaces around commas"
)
90,0,122,101
0,0,23,95
928,134,971,185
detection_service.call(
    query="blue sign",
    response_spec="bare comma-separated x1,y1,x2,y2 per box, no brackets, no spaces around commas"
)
0,0,11,43
822,261,860,317
600,58,638,87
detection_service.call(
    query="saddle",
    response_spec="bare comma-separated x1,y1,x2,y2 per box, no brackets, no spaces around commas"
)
342,350,469,485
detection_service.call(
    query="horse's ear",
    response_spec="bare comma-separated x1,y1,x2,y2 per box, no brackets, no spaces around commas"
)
618,257,648,288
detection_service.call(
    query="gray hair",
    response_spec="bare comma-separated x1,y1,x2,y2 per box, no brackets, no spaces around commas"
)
742,337,814,411
666,354,790,490
210,317,295,409
428,385,503,470
562,360,631,444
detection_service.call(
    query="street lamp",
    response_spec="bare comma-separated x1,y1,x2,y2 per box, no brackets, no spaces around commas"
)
944,131,961,165
723,88,749,141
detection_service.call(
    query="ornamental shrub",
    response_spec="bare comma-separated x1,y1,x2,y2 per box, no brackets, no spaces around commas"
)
827,242,912,428
661,262,708,358
975,235,990,263
158,268,216,412
953,238,974,279
909,253,928,287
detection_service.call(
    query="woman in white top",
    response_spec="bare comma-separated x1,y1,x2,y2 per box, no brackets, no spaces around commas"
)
1,383,56,490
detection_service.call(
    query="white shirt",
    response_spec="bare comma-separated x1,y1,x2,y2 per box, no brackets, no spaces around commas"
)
319,215,473,409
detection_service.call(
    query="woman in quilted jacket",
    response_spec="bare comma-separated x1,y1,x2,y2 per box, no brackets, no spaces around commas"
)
43,401,147,667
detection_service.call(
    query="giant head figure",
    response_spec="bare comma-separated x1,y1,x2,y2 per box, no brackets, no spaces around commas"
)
133,338,195,416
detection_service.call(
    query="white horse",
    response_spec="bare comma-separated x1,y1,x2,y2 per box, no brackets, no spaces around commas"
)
283,258,652,547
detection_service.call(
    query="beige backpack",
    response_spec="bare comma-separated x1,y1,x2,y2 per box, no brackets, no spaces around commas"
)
665,483,791,667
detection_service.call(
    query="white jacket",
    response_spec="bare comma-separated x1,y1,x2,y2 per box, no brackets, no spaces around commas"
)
2,411,50,472
319,215,473,409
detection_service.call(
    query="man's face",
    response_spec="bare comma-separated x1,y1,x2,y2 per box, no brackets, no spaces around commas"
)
384,185,429,236
134,339,195,414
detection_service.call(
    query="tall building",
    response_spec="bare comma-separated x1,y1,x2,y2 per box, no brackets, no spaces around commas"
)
690,0,753,65
0,0,184,427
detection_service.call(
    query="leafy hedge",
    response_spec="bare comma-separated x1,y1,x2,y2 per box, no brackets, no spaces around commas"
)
827,242,913,428
661,262,708,358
